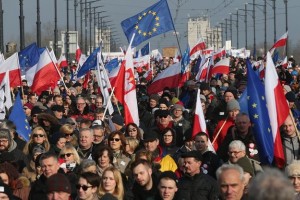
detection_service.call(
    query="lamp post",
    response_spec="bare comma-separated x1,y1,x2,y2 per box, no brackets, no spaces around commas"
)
225,18,228,41
272,0,276,43
284,0,288,56
36,0,41,47
91,6,104,49
85,0,97,54
238,4,252,49
19,0,25,50
229,13,238,48
66,0,70,62
54,0,58,55
0,0,3,53
74,0,78,31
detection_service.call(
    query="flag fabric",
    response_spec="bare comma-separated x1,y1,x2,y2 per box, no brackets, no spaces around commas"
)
195,57,210,82
281,57,288,68
77,48,100,77
210,57,230,76
135,42,150,58
142,68,153,81
105,58,119,73
269,31,288,53
109,65,121,88
238,88,249,116
193,89,215,152
265,52,289,168
8,92,31,141
190,38,206,57
173,49,181,63
147,62,181,94
151,49,163,61
246,59,274,164
58,54,68,68
179,46,190,87
201,47,214,55
0,52,5,64
121,0,174,47
133,55,151,73
0,53,21,88
76,44,82,63
31,49,61,95
0,72,12,120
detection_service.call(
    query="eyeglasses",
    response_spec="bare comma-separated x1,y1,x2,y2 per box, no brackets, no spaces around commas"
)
228,151,242,155
159,115,168,118
94,135,104,138
76,184,92,191
109,138,120,142
65,133,74,137
0,139,8,143
60,153,73,158
128,128,137,132
33,114,38,117
33,134,44,138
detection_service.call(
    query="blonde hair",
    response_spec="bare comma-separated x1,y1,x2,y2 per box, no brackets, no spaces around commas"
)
98,167,124,200
59,124,78,147
126,137,139,153
59,143,81,165
23,126,50,155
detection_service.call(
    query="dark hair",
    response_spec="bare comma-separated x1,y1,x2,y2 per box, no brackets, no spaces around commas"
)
131,159,152,171
79,172,100,187
125,123,142,141
39,152,58,166
92,146,114,165
194,132,208,140
108,131,127,152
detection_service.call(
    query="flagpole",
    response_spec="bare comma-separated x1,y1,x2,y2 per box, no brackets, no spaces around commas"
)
102,87,115,121
212,117,228,145
46,49,68,91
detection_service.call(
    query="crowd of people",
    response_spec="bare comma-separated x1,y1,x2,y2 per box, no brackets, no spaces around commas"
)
0,55,299,200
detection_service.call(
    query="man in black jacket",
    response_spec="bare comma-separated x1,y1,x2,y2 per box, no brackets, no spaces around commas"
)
177,150,219,200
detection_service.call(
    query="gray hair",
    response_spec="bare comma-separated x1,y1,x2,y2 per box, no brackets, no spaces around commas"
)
79,128,94,137
248,168,295,200
285,160,300,177
216,164,244,182
80,159,96,171
228,140,246,151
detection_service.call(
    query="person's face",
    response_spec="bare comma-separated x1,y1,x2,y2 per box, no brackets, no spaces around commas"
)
94,113,104,120
47,191,70,200
93,129,104,144
65,96,72,104
183,157,201,176
77,99,86,112
159,115,171,126
79,130,94,149
228,109,240,120
283,116,297,137
219,169,245,200
0,193,9,200
53,110,63,119
185,140,194,150
228,147,246,163
163,131,173,144
109,134,122,151
77,177,97,200
128,125,138,138
102,170,117,193
158,178,178,200
41,157,60,178
224,92,235,103
144,139,159,152
194,135,208,152
32,114,39,123
149,99,158,108
32,130,46,144
56,138,66,149
98,150,111,169
173,108,183,118
133,164,152,187
159,104,168,110
235,116,251,134
0,138,9,151
82,165,97,174
0,173,9,185
95,98,103,108
60,150,75,163
289,176,300,193
54,97,63,105
24,107,31,117
29,96,37,104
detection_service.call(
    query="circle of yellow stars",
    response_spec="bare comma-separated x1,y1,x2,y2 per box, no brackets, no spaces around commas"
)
134,10,160,37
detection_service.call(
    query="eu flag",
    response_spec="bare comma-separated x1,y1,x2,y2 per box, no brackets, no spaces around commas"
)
181,46,190,74
77,47,100,77
18,43,40,72
8,92,31,141
246,59,274,164
121,0,174,47
105,58,119,73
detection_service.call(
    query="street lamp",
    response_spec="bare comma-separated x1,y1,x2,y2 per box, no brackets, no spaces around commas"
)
19,0,25,50
54,0,58,56
284,0,288,56
238,4,253,49
229,12,238,48
0,0,3,53
36,0,41,47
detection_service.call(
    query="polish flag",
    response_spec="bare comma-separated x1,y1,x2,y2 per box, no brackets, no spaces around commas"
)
114,41,139,126
31,49,61,95
108,65,120,87
0,53,21,87
201,47,214,55
213,47,226,60
133,54,150,72
265,52,289,168
195,57,210,82
190,38,206,57
269,32,288,54
281,57,288,68
210,57,230,75
142,68,153,81
75,44,82,63
58,54,68,68
147,62,181,95
193,89,215,152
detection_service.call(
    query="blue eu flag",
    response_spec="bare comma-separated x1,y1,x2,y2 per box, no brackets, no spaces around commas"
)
105,58,119,73
8,92,31,142
246,59,274,164
77,47,100,77
121,0,174,47
18,43,40,72
181,46,190,74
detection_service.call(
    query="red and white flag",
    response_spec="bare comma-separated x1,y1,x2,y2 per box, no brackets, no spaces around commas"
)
58,54,68,68
114,41,139,126
109,65,120,87
75,44,82,63
213,47,226,60
193,89,215,152
0,53,21,88
210,57,230,76
147,62,181,95
133,54,150,72
201,47,214,55
195,57,210,82
142,68,153,81
265,52,289,168
269,31,288,54
190,38,206,57
281,57,288,68
31,49,61,95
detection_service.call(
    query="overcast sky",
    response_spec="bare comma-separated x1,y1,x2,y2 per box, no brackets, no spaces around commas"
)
3,0,300,52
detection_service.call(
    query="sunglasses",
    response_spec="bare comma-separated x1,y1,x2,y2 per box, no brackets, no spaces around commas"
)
159,115,168,118
33,134,44,138
109,138,120,142
128,128,137,132
65,133,74,137
33,114,38,117
60,153,73,158
75,184,92,191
